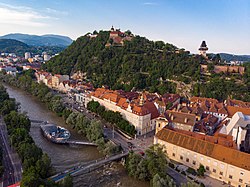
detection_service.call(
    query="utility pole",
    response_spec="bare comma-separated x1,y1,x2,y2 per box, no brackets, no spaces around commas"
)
112,125,115,138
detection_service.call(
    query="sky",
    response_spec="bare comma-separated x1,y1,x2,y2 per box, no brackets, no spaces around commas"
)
0,0,249,54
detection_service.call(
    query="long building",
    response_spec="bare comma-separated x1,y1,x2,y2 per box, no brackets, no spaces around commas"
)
154,127,250,187
87,88,180,136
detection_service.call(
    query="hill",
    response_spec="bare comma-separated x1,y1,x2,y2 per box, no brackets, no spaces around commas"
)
0,39,66,56
42,31,200,93
219,53,250,62
0,39,31,54
42,30,250,102
0,33,73,47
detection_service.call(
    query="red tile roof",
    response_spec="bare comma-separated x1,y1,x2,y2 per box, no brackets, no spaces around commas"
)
166,110,196,126
156,128,250,170
226,105,250,117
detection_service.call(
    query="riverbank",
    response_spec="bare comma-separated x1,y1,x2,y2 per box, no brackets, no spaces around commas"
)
3,84,150,187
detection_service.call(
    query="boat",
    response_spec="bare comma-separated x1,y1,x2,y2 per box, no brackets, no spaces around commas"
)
40,123,71,144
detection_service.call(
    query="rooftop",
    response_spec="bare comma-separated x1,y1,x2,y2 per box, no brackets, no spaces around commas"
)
156,128,250,171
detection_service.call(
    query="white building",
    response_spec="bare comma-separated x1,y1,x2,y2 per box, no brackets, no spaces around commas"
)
220,112,250,150
88,88,160,136
25,52,31,59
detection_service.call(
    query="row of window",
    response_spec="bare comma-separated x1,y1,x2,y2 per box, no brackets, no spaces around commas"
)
173,153,245,184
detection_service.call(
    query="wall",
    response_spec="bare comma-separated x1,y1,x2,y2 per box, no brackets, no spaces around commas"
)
154,137,250,187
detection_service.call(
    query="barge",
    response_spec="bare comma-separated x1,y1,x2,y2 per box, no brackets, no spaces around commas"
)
40,123,71,144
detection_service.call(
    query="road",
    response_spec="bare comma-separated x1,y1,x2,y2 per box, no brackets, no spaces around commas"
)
0,118,22,187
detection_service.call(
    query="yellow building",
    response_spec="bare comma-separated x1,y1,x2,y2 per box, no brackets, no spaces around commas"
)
154,128,250,187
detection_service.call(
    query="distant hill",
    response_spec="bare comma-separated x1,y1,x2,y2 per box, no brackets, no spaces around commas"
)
0,39,65,56
219,53,250,62
0,33,73,47
0,39,31,54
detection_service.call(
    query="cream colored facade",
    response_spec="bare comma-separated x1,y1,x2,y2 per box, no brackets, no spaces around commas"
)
154,137,250,187
89,96,156,136
51,75,69,88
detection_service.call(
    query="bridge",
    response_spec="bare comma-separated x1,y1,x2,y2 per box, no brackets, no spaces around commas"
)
49,151,129,183
65,140,97,146
30,119,46,123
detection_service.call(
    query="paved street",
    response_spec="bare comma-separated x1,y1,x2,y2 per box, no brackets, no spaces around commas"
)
0,118,22,187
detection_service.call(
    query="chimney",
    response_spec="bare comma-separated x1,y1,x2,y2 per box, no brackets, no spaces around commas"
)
184,118,188,123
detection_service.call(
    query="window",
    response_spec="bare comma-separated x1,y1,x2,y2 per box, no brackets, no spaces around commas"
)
229,175,233,179
240,171,244,176
200,157,204,161
220,171,223,175
172,153,175,157
239,179,243,183
213,169,216,173
206,166,210,171
158,124,160,127
186,158,189,162
193,161,196,165
180,156,183,160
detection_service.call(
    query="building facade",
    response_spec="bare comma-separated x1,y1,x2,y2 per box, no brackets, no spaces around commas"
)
154,128,250,187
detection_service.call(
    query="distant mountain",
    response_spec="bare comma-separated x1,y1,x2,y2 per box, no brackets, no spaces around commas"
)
0,33,73,47
219,53,250,62
0,39,31,54
0,39,66,56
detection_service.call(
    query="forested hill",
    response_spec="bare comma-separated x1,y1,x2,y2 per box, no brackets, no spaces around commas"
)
42,31,201,93
0,39,65,56
0,39,30,53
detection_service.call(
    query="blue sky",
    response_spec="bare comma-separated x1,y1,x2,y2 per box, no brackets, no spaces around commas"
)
0,0,249,54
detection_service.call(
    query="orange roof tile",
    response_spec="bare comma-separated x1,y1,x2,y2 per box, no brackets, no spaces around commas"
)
156,128,250,171
226,105,250,117
167,110,196,126
132,105,149,116
190,96,218,104
144,102,159,119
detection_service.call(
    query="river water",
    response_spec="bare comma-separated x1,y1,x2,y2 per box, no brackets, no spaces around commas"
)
5,85,149,187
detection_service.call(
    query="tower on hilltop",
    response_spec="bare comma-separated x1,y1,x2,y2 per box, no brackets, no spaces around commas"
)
199,41,208,57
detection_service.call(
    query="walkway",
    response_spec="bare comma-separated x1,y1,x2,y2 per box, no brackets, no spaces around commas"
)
65,140,97,146
50,152,128,183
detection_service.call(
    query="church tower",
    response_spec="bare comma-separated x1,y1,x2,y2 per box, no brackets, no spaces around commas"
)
199,41,208,57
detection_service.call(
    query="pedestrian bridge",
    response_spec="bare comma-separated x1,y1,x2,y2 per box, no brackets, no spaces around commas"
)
65,140,97,146
49,151,129,183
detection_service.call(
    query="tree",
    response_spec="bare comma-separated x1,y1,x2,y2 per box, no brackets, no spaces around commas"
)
35,153,53,178
10,128,33,148
86,120,103,142
126,152,142,178
145,144,167,178
152,173,176,187
21,166,41,187
75,113,90,135
197,164,206,176
60,174,73,187
66,112,78,127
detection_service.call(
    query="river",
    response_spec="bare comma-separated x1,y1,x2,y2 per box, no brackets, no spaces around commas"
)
4,84,149,187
